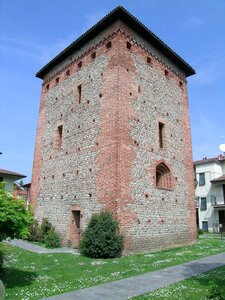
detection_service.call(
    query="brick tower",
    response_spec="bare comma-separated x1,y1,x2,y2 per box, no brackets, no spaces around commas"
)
31,6,196,253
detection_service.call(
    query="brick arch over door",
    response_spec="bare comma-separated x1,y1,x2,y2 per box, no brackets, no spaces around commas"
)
156,162,172,190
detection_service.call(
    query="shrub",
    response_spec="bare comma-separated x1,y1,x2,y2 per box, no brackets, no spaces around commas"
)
198,228,203,235
27,220,41,242
44,230,61,248
79,211,124,258
0,182,33,242
27,218,61,248
39,218,53,242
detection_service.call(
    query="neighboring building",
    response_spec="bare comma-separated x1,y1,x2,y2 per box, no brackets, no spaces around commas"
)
31,6,196,253
194,155,225,232
22,182,31,209
13,182,27,200
0,169,26,193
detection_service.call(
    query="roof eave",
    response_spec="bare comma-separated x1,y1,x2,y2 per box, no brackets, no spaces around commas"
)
36,6,195,80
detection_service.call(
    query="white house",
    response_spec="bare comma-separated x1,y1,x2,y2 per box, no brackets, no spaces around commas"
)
194,155,225,232
0,169,26,193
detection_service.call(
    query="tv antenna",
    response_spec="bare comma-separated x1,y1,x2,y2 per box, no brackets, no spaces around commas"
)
219,136,225,154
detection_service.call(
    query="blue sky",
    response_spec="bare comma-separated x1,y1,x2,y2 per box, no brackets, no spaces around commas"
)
0,0,225,183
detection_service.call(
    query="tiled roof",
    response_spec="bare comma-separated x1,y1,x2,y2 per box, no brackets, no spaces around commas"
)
194,155,225,166
36,6,195,79
0,169,26,178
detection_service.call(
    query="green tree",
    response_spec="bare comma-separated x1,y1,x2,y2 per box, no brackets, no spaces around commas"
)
0,182,33,242
79,211,124,258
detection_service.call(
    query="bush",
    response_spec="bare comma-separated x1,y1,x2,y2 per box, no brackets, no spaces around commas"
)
79,211,124,258
27,218,61,248
198,228,203,235
0,182,33,242
39,218,53,243
28,220,41,242
44,230,61,248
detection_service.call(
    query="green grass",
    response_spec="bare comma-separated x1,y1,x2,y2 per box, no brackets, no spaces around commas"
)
132,265,225,300
1,235,225,300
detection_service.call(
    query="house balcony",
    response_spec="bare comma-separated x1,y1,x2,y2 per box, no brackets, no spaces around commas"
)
211,195,225,208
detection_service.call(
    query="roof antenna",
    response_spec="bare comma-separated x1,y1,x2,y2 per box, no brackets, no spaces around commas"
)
219,136,225,155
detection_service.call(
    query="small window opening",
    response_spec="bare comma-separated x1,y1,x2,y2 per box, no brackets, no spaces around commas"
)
179,81,183,88
57,125,63,149
66,69,70,76
147,56,151,64
165,70,169,77
138,85,141,93
159,122,165,149
126,42,132,50
78,61,82,68
55,77,59,84
91,52,96,60
46,84,49,91
106,41,112,49
156,162,172,190
78,85,82,103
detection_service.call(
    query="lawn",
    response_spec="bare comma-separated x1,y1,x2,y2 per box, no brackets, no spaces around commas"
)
0,235,225,300
132,265,225,300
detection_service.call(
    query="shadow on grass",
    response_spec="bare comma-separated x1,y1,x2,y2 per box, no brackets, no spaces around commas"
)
0,267,37,288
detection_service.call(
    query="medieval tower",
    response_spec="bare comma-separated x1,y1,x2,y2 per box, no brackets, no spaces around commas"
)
31,7,196,253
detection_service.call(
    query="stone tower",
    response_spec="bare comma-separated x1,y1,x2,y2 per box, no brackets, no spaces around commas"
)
31,6,196,253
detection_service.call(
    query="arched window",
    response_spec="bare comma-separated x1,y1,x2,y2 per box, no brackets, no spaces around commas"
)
156,162,172,190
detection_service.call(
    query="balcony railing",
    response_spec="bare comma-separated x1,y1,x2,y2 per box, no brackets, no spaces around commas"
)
211,195,225,206
213,223,225,233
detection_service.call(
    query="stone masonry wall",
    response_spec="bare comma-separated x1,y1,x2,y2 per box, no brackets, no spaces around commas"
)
31,19,196,252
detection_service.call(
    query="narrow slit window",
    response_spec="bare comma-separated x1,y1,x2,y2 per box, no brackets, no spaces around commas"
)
57,125,63,149
78,61,82,68
159,122,165,149
78,85,82,103
55,77,59,84
66,69,70,76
